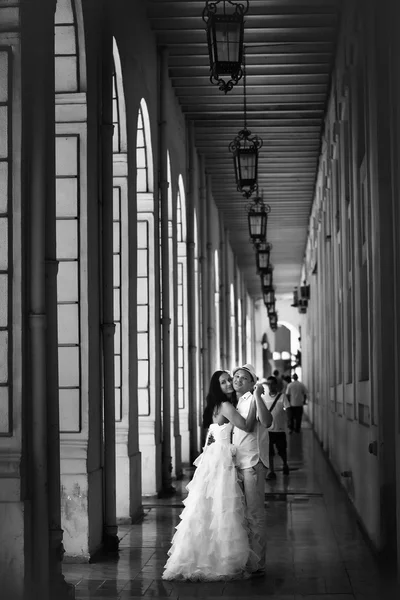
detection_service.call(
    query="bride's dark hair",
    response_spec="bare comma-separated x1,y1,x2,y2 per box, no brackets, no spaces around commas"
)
202,370,236,429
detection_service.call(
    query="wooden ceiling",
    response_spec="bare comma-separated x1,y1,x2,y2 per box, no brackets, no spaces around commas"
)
147,0,342,299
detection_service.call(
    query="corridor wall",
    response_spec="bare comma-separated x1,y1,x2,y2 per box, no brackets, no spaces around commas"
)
300,0,399,564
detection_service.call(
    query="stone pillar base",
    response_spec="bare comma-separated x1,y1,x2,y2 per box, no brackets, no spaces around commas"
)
129,450,143,519
51,575,76,600
103,529,120,554
173,433,183,479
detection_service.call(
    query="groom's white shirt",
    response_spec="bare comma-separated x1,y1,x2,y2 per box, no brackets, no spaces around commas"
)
232,391,269,469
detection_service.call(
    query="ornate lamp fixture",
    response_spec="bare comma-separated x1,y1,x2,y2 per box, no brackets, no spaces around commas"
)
300,280,310,300
263,287,275,310
256,240,272,272
246,195,271,244
202,0,249,94
229,49,263,198
260,264,274,290
298,298,308,314
269,311,278,331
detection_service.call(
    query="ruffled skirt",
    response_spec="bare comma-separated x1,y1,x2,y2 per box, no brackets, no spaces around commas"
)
162,441,259,581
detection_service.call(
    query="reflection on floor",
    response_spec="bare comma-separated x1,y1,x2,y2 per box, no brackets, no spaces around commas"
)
63,423,399,599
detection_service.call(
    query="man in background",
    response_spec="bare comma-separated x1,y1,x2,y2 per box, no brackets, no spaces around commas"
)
286,373,307,433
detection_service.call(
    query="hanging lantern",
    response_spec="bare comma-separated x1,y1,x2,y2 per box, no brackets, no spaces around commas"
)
260,265,274,291
256,243,272,273
202,0,249,94
246,195,270,244
267,301,276,317
261,265,274,291
229,47,263,198
230,127,263,198
269,311,278,331
300,280,310,300
298,298,308,314
263,287,275,309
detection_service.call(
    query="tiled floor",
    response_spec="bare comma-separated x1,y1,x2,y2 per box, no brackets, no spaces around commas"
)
63,424,399,599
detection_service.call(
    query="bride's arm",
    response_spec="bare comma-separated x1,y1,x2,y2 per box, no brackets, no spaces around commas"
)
220,399,256,432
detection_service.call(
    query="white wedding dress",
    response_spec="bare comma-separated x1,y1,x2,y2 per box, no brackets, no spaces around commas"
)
162,422,259,581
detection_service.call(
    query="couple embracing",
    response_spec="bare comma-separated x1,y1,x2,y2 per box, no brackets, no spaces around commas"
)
163,364,273,581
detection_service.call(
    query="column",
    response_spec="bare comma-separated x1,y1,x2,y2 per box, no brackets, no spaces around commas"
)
199,157,209,433
22,1,60,598
187,121,199,461
218,218,227,368
206,174,216,377
100,23,119,551
159,47,174,494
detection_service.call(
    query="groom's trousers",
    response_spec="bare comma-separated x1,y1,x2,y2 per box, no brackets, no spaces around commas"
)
240,460,267,570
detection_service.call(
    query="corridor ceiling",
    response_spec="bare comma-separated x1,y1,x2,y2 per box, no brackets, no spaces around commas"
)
147,0,342,299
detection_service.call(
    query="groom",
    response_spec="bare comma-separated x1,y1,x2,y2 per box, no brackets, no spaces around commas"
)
232,363,272,576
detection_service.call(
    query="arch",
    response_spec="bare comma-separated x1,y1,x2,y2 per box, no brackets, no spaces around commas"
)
112,37,127,153
277,319,302,378
137,99,154,193
278,319,301,355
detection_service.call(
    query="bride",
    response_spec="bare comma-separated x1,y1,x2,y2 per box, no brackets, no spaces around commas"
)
162,370,260,581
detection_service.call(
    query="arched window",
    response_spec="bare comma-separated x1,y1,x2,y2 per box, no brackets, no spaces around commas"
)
55,0,86,92
136,99,159,494
136,102,154,418
177,176,190,461
177,177,186,407
112,37,128,424
137,100,154,193
112,38,127,154
55,0,87,434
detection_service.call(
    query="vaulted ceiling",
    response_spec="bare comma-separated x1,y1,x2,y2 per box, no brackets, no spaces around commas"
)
147,0,342,299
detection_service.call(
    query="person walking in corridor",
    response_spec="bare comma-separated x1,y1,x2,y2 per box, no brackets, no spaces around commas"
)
162,370,260,581
232,364,273,576
286,373,307,433
265,375,290,480
273,369,287,393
